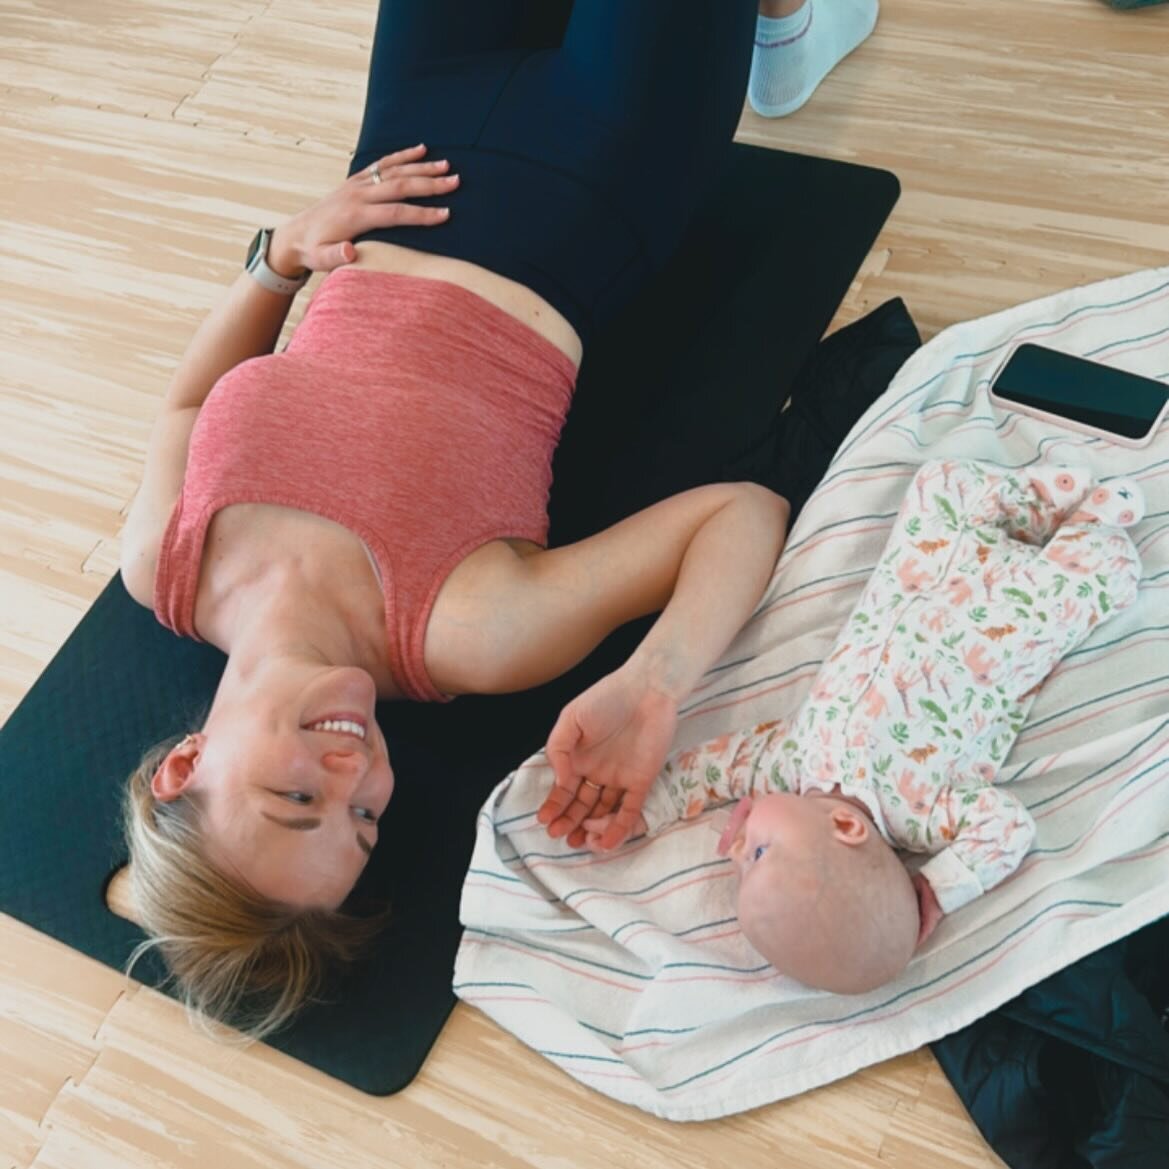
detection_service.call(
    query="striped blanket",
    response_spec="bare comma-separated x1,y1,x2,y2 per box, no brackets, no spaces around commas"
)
454,265,1169,1121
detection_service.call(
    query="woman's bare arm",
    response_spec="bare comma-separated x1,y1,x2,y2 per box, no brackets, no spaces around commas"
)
425,481,789,846
534,482,789,847
429,482,788,695
118,146,459,606
119,260,302,604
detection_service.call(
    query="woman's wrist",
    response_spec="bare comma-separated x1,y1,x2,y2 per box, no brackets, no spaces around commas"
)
623,645,691,707
268,223,308,279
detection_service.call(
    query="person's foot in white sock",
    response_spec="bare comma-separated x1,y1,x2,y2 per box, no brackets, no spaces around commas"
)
749,0,879,119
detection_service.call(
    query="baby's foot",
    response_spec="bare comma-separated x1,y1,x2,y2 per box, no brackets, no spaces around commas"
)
1071,478,1145,527
1026,464,1093,510
748,0,880,119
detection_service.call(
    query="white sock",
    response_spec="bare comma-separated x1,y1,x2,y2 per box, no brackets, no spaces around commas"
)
748,0,880,118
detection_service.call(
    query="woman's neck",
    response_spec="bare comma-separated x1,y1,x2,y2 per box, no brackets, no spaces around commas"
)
202,558,389,688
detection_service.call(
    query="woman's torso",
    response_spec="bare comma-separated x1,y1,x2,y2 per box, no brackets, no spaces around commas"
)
349,240,583,366
165,246,581,699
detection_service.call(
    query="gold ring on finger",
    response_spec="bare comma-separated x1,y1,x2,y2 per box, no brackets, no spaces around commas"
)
580,779,603,794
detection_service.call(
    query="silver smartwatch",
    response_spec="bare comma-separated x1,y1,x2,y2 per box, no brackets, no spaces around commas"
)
245,227,311,295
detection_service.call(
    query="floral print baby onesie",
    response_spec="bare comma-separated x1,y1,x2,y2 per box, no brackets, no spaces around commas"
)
641,459,1144,913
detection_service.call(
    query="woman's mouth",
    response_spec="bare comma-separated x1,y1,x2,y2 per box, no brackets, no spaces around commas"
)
303,715,367,741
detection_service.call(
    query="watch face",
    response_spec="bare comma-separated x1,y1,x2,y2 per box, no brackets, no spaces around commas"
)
246,229,266,270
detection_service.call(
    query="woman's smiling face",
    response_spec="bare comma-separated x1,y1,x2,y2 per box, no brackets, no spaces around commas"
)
152,664,394,908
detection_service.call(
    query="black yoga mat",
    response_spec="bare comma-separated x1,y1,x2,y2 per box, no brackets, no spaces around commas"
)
0,144,899,1095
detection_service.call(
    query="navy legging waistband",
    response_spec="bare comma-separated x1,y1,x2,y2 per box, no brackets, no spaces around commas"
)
348,0,757,342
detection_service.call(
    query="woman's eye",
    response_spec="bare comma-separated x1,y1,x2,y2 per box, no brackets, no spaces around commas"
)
753,845,768,862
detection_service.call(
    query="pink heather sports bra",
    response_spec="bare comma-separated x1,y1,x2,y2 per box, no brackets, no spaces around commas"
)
154,268,578,701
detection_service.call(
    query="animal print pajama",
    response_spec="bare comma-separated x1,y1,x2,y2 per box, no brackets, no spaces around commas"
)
642,459,1144,913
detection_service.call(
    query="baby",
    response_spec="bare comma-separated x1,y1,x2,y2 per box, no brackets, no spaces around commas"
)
586,459,1144,994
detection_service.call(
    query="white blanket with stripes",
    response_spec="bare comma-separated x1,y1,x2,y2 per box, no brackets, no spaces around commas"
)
453,265,1169,1121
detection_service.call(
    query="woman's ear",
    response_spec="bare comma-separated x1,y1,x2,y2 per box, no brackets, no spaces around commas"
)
829,805,870,846
151,736,201,802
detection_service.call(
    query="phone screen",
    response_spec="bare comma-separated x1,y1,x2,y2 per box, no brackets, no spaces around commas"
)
991,343,1169,440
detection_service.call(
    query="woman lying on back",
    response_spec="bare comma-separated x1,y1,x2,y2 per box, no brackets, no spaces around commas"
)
118,0,788,1037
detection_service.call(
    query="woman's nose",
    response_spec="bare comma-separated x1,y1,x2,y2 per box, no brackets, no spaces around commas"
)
319,749,369,788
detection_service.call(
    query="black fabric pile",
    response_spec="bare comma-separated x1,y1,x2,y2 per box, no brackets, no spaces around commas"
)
762,296,921,521
933,914,1169,1168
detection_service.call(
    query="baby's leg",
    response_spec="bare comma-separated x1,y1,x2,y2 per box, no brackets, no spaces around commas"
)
943,485,1141,706
900,460,1087,539
959,463,1094,547
888,460,1087,597
891,460,1004,571
1011,498,1143,674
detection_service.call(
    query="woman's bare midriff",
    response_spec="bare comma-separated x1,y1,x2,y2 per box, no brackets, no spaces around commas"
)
349,240,583,368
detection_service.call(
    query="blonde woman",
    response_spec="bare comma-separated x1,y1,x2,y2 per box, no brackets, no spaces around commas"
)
120,0,790,1037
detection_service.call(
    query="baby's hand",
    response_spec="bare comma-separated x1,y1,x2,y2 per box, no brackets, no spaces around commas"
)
580,811,648,853
911,873,945,946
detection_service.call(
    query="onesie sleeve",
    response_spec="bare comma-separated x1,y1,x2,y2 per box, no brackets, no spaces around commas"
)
917,785,1037,914
641,718,795,835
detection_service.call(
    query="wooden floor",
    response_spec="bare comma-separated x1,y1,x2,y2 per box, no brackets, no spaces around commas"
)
2,1,1168,1166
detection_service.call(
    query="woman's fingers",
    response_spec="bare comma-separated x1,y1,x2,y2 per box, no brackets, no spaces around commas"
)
545,791,596,840
368,203,452,229
548,782,621,846
357,169,459,228
386,159,451,178
369,143,429,170
363,173,460,202
357,159,451,183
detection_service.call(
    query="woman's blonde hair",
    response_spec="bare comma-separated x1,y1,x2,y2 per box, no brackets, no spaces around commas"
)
121,734,387,1042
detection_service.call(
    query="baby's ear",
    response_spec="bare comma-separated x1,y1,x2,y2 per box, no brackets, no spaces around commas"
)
828,806,869,846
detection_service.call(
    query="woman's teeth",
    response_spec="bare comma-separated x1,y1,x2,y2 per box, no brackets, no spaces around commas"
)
307,719,366,740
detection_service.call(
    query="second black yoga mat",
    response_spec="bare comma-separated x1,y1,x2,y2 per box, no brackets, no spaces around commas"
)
0,144,899,1095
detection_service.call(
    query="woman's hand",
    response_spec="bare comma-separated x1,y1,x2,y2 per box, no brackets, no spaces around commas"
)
269,144,459,276
537,665,678,851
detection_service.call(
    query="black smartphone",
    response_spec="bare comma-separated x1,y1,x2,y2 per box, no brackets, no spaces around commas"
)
989,342,1169,448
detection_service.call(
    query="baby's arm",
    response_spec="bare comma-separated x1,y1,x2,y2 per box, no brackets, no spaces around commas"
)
639,718,794,835
916,785,1037,914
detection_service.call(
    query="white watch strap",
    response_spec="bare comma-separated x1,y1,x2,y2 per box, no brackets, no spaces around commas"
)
247,229,309,296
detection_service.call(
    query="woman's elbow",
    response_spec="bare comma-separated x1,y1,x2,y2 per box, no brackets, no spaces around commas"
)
730,481,791,545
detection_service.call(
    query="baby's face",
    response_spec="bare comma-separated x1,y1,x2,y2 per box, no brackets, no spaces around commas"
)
717,792,830,883
720,793,921,992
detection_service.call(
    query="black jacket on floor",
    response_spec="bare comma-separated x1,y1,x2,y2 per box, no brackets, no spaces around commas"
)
932,914,1169,1169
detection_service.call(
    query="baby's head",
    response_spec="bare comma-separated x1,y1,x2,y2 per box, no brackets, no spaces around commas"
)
719,792,919,994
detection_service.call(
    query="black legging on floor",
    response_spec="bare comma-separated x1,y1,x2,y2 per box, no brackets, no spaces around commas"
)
348,0,758,342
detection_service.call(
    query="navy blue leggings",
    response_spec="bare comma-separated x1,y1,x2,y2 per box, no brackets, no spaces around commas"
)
349,0,757,341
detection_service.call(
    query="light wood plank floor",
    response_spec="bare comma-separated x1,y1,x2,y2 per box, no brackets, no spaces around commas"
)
2,1,1168,1166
